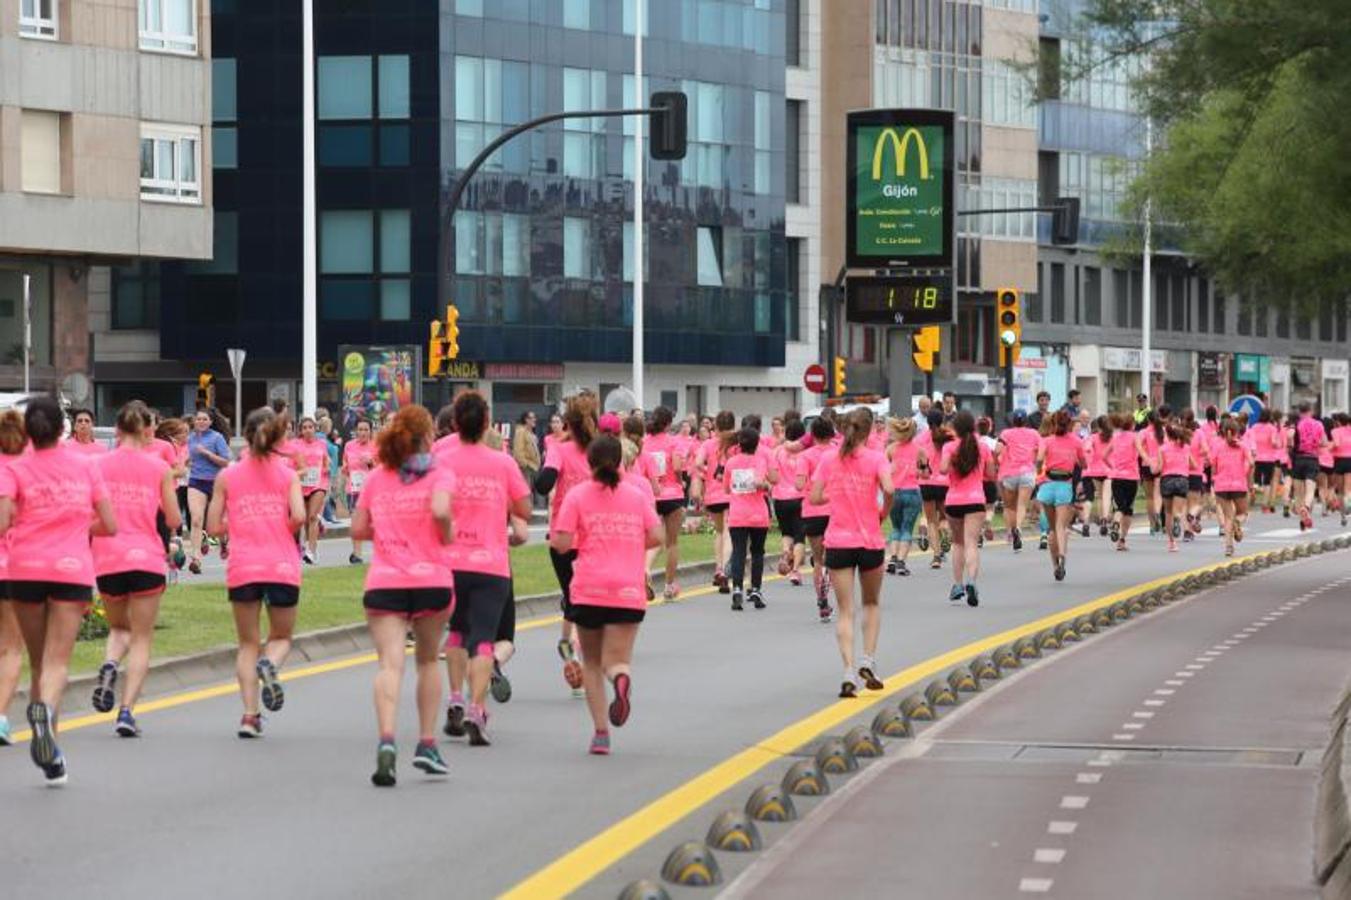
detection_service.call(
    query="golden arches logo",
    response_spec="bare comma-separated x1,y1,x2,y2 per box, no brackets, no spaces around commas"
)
870,127,931,181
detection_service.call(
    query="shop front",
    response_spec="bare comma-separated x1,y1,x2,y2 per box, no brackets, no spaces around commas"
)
1290,357,1319,410
486,363,564,433
1100,347,1167,415
1322,359,1349,415
1232,353,1270,402
1197,351,1228,412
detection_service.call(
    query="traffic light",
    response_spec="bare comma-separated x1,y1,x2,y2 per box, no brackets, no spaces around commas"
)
912,326,940,373
649,91,688,160
428,319,449,377
833,356,847,397
997,287,1022,367
444,304,460,360
1051,196,1081,246
196,372,215,409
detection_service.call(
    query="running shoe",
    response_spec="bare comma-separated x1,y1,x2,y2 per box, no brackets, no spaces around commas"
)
1183,529,1194,543
371,741,397,788
219,542,230,561
349,553,362,565
609,673,632,727
1054,556,1066,582
490,661,512,704
712,570,727,589
465,704,490,747
645,578,655,602
26,702,58,768
939,530,952,555
749,589,766,610
965,583,980,607
896,560,910,577
777,553,791,576
237,714,263,739
930,555,943,570
817,602,835,624
731,589,744,611
1109,521,1121,544
589,730,611,755
1224,542,1234,557
1191,516,1203,535
1168,539,1179,553
443,700,466,738
663,581,680,601
1038,533,1049,551
949,584,966,604
91,661,118,713
170,542,187,570
857,661,884,691
42,755,68,787
559,640,583,690
201,537,210,557
188,559,202,575
256,658,285,712
718,579,731,595
412,742,449,776
1234,521,1244,542
0,715,11,746
1099,521,1109,537
115,708,140,738
886,557,898,575
984,524,995,543
788,573,802,586
977,534,985,549
838,680,858,699
302,550,316,565
916,528,930,552
1080,522,1090,538
1283,505,1291,518
1011,528,1023,552
1171,519,1182,539
1301,513,1314,532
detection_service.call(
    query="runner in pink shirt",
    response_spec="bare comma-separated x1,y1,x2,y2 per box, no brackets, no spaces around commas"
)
796,417,837,620
350,405,456,786
939,411,996,607
1156,423,1196,552
810,410,893,699
1288,404,1327,529
1083,416,1114,536
538,393,600,694
89,402,181,738
1211,419,1253,555
342,419,377,564
1183,410,1211,536
1139,412,1167,533
206,406,305,739
641,407,688,600
155,416,191,572
1332,414,1351,526
1105,412,1145,550
773,420,809,585
64,407,108,458
995,411,1040,551
550,435,663,756
693,411,738,593
289,418,331,565
722,428,777,610
1035,412,1088,583
0,396,117,785
885,417,923,577
915,409,953,567
0,412,29,748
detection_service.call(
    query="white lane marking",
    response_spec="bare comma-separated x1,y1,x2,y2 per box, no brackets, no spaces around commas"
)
1243,627,1259,633
1113,733,1136,741
1034,848,1068,864
1048,821,1077,835
1060,796,1090,809
1122,722,1145,730
1165,679,1185,685
1133,711,1155,719
1087,758,1112,767
1020,878,1055,893
1144,699,1166,707
1185,664,1206,670
1176,671,1196,678
1076,772,1102,784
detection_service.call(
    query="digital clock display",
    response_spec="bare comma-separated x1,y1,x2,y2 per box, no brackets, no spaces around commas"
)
845,275,956,326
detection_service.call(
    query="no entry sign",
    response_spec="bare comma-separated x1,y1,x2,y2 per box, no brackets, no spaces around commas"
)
804,363,828,394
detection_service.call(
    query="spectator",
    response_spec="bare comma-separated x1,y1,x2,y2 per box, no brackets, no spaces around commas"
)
914,396,933,433
941,391,958,423
513,411,542,506
1028,391,1052,430
1133,392,1153,428
1062,389,1082,419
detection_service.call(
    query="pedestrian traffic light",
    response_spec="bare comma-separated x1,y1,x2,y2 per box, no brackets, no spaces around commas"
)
196,372,215,409
444,304,460,360
649,91,688,161
997,287,1021,367
833,356,847,397
912,326,941,373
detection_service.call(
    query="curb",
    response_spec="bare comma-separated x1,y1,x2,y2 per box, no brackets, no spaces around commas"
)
624,536,1351,897
7,558,721,722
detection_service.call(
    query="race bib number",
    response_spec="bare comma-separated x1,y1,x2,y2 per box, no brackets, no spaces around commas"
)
731,468,758,495
300,467,320,488
348,470,366,492
650,451,667,477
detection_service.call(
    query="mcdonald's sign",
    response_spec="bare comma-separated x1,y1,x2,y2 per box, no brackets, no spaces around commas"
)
846,109,954,269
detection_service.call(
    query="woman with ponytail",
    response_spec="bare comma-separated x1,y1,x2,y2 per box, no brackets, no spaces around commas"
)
938,411,995,606
1034,410,1087,582
914,408,952,568
1155,418,1196,553
206,407,305,739
1210,418,1253,556
641,406,687,599
1084,415,1113,535
692,410,738,593
796,416,837,622
551,436,663,755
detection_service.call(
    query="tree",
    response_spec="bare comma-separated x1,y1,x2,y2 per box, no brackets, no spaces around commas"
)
1078,0,1351,312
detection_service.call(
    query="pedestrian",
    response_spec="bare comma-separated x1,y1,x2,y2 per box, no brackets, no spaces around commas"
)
913,396,933,433
185,408,231,574
1035,410,1086,582
1333,413,1351,527
772,419,808,585
1061,389,1083,420
1084,415,1113,535
1027,391,1052,430
941,391,958,424
206,406,306,739
550,435,663,755
0,395,118,785
1211,419,1252,556
1132,392,1152,428
350,405,455,786
512,410,542,506
940,411,995,606
64,407,108,456
318,415,343,526
915,409,952,567
885,417,922,577
0,411,29,747
439,392,530,747
723,427,777,611
342,419,376,564
1106,412,1144,550
810,409,892,698
1140,408,1168,533
642,406,688,600
89,401,182,738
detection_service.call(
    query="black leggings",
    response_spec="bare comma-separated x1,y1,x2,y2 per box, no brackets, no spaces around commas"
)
450,571,513,656
728,527,768,590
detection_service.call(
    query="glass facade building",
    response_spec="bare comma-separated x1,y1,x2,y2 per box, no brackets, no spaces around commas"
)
150,0,788,410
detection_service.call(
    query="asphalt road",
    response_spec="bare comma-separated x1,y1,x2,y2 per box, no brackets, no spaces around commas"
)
0,510,1342,900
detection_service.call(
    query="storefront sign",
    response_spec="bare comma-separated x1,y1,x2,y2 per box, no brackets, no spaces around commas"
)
338,345,419,432
1322,360,1349,380
1102,347,1166,373
1234,353,1271,392
1014,358,1047,369
485,362,564,381
1198,352,1224,388
441,359,483,380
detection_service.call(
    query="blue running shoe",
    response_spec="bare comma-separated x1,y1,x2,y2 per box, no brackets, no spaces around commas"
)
91,661,118,713
256,659,284,712
26,702,58,768
115,708,140,738
43,754,68,787
371,742,397,787
412,742,448,776
0,715,12,746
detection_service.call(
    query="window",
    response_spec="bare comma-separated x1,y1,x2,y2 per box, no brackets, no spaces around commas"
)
785,99,802,203
1275,307,1289,339
1237,303,1251,336
20,0,57,38
786,0,801,65
140,0,197,54
1214,292,1226,334
622,222,649,283
696,227,723,287
321,211,373,274
318,55,410,167
563,217,593,280
319,57,373,120
139,124,200,202
1112,269,1128,328
187,211,238,274
786,237,802,341
753,91,772,195
455,0,482,13
562,0,589,29
562,68,606,179
111,262,161,330
1196,279,1209,333
320,209,412,321
20,110,62,195
1050,263,1065,323
0,265,53,365
622,0,649,35
213,59,237,169
1084,267,1102,326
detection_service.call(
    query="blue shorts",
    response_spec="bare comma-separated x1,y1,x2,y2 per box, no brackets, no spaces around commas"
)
1036,480,1074,507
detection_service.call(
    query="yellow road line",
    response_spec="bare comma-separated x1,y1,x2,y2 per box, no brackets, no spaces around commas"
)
498,553,1245,899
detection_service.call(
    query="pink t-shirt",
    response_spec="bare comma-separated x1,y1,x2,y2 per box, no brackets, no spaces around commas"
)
799,445,832,518
641,432,686,502
433,433,460,456
1294,417,1325,458
772,445,805,501
813,448,888,550
219,455,302,589
149,438,178,469
996,427,1040,478
1210,441,1252,492
554,480,659,610
1188,430,1208,475
343,439,377,494
357,466,457,590
888,440,921,491
1159,440,1192,477
1040,433,1085,475
93,447,170,578
1249,423,1281,462
65,437,109,457
1108,430,1142,481
623,465,656,503
915,431,948,486
289,437,330,493
1084,435,1112,478
723,452,771,528
698,437,732,506
1332,426,1351,459
0,445,107,587
866,429,887,453
543,438,592,528
440,441,528,579
940,440,993,507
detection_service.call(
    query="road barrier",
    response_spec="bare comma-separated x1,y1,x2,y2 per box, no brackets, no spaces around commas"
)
815,737,859,774
706,810,762,853
745,783,797,822
660,842,721,886
781,759,830,796
1317,679,1351,899
845,725,885,759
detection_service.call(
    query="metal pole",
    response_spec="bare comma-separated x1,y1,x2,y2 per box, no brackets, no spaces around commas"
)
632,0,645,409
1140,116,1153,406
21,274,31,394
301,0,317,417
887,328,912,419
1003,353,1014,423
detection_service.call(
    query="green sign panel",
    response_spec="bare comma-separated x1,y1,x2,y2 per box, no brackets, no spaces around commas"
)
846,109,954,269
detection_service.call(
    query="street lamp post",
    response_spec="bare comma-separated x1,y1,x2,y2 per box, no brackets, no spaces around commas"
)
1141,116,1153,407
301,0,317,417
632,0,644,409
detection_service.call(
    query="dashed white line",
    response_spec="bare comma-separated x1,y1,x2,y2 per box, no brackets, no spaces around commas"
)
1034,848,1068,864
1133,711,1155,719
1121,722,1145,730
1112,733,1136,741
1048,821,1078,835
1144,699,1166,707
1086,758,1112,767
1185,664,1206,670
1076,772,1103,784
1020,877,1055,893
1060,796,1090,809
1155,688,1176,695
1175,671,1196,678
